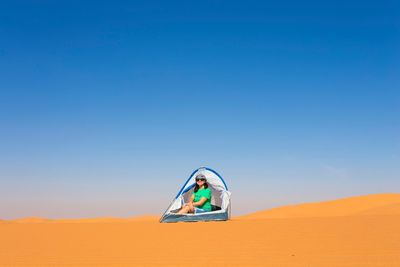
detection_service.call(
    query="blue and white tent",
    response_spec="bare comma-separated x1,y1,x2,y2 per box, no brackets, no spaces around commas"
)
160,167,231,223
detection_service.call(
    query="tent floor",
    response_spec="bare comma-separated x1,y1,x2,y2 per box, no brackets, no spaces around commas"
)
160,210,229,223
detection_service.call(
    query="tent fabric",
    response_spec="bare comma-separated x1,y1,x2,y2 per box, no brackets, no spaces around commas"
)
159,167,231,223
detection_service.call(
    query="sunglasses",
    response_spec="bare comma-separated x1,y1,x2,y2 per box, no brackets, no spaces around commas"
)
195,178,206,182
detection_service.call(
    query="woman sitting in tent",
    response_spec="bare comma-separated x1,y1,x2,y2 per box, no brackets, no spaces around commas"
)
177,174,212,214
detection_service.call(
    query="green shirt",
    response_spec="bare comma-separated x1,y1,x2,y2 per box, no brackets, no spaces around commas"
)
192,187,212,211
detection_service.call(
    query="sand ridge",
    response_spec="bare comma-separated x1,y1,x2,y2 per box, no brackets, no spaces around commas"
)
4,193,400,223
355,202,400,215
240,193,400,219
3,216,160,224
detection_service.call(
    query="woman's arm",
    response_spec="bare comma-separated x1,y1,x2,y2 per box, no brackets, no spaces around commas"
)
186,194,195,210
193,197,207,207
181,195,196,213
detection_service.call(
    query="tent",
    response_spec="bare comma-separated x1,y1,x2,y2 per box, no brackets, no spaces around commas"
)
159,167,231,223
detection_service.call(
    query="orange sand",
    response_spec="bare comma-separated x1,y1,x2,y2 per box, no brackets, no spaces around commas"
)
240,193,400,219
1,193,400,267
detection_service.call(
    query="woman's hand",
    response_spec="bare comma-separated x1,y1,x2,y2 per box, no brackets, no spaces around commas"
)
189,202,195,212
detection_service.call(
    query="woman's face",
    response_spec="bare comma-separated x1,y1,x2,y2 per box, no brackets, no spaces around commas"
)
196,178,206,186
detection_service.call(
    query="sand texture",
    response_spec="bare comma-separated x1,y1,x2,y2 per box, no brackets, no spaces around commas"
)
1,193,400,267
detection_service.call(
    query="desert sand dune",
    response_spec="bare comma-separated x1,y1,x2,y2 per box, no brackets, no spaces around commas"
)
7,215,161,224
355,202,400,215
53,217,132,223
126,215,160,221
1,193,399,267
12,217,53,223
240,193,400,219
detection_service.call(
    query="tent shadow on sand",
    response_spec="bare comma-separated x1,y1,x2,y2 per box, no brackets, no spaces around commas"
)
160,167,232,223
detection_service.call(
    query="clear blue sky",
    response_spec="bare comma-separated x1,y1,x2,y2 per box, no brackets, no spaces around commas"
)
0,0,399,219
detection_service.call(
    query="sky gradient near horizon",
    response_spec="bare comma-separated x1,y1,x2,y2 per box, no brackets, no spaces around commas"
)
0,0,399,219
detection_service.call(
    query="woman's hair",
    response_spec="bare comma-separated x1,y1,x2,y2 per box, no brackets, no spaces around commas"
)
194,182,208,193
